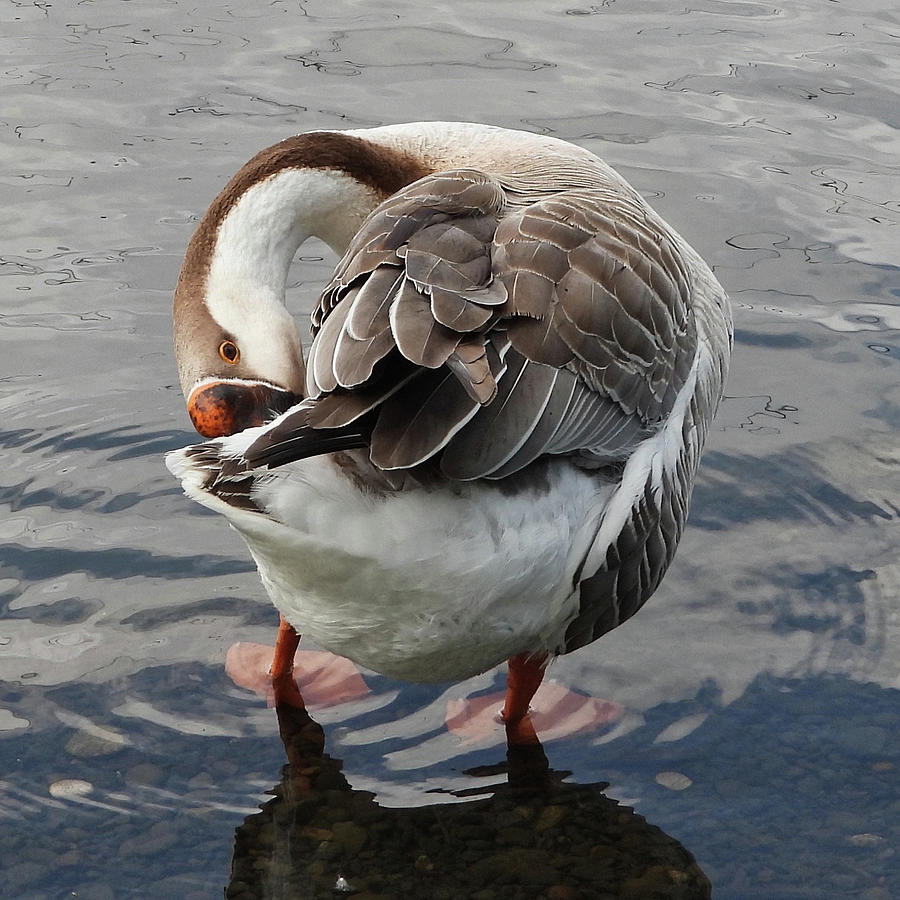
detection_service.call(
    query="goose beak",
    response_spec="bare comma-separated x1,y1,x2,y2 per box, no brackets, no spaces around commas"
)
187,380,302,438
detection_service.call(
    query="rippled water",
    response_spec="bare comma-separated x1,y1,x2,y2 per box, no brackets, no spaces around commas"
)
2,1,898,897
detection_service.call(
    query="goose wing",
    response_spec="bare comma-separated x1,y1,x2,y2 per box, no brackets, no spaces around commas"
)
247,168,698,479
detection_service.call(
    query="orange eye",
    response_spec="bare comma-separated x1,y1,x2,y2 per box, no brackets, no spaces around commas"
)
218,340,240,364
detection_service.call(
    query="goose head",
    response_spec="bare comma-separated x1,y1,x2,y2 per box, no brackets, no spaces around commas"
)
172,131,428,437
173,271,306,438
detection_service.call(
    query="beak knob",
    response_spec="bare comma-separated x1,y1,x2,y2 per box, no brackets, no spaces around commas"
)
187,381,302,438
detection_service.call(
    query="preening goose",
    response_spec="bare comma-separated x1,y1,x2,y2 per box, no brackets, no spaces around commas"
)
166,122,732,740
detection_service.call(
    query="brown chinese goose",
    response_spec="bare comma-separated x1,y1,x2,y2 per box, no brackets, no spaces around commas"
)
166,122,732,744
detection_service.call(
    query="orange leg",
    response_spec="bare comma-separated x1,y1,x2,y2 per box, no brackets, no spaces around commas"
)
269,615,305,709
501,652,548,746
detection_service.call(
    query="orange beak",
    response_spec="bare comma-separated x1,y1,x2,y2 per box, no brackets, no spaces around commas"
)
187,381,302,438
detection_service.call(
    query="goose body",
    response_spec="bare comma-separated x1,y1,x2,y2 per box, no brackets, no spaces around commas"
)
167,122,732,689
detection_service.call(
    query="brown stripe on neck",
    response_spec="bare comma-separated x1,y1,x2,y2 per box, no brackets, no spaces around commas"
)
209,131,429,231
241,131,429,195
173,131,430,386
176,131,429,292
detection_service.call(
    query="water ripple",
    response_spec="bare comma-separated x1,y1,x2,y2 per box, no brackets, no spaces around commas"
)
286,26,554,76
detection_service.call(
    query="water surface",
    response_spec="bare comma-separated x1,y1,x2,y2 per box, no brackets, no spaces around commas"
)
1,1,898,897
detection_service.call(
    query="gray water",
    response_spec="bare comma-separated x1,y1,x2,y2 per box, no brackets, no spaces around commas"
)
1,1,898,897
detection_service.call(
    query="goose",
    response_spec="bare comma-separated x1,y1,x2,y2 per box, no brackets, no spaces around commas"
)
166,122,732,743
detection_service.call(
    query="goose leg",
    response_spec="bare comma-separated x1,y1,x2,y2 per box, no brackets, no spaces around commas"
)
501,652,548,746
269,615,305,709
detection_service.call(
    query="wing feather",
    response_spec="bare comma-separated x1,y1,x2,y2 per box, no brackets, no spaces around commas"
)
441,354,559,480
430,287,494,331
477,371,578,480
264,169,700,478
388,280,462,368
307,298,351,395
344,268,404,340
369,369,480,470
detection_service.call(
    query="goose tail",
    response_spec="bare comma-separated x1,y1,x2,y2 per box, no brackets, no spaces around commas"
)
166,407,371,513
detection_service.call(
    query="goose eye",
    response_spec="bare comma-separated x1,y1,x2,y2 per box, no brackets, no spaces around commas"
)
218,340,240,364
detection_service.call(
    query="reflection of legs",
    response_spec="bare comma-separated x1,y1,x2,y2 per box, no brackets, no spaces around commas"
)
275,704,326,782
269,615,304,709
501,652,547,746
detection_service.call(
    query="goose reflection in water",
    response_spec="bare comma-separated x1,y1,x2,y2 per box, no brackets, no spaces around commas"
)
226,706,711,900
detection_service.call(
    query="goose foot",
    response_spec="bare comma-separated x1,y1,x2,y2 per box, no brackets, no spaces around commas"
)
446,679,623,746
225,620,369,709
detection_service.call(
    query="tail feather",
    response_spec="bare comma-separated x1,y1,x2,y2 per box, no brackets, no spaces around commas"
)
166,440,265,512
244,408,373,470
166,407,373,514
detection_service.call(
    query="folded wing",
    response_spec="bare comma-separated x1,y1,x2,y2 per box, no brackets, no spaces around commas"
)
247,168,698,479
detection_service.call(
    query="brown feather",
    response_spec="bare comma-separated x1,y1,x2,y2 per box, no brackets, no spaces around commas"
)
444,338,497,404
305,354,419,429
506,308,576,369
301,170,700,478
332,326,396,389
441,353,561,480
389,280,462,368
344,268,404,340
430,287,494,332
307,299,351,395
370,369,479,470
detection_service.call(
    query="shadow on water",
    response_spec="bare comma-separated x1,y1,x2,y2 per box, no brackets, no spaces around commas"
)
227,707,711,900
